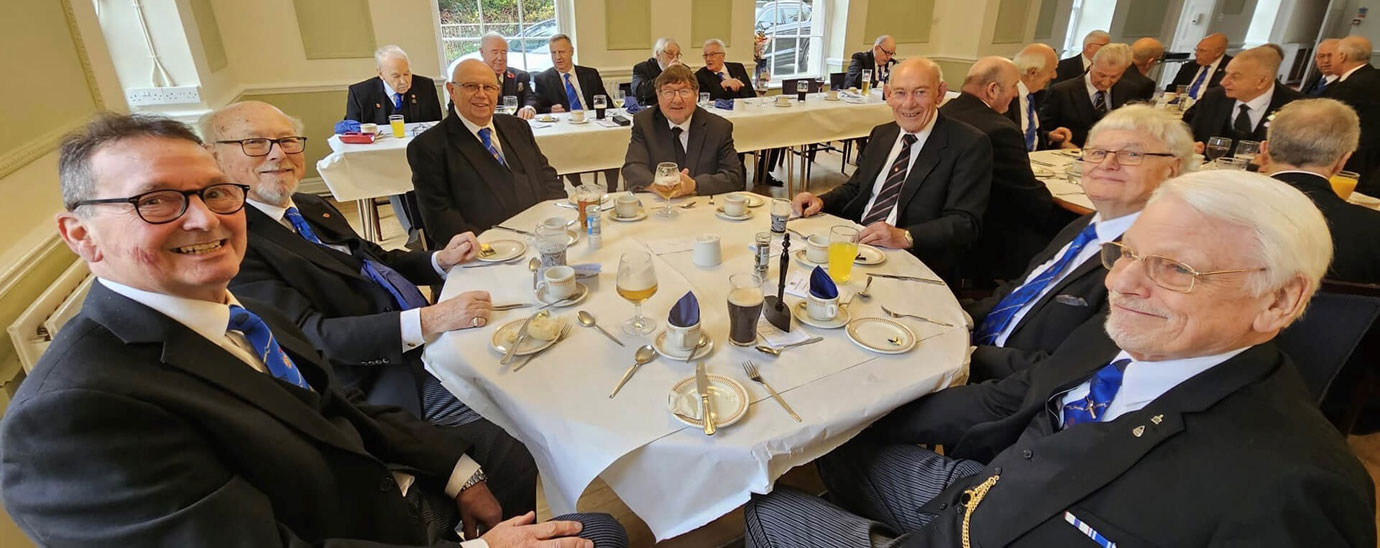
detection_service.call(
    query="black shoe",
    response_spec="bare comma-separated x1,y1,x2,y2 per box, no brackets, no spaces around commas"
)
763,174,785,187
404,229,425,251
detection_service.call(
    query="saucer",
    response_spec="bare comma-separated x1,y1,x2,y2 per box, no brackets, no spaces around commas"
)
608,208,648,222
792,249,828,267
792,301,851,329
667,374,749,428
654,331,714,361
490,317,562,356
854,244,886,265
715,206,753,221
740,193,765,208
568,118,591,124
773,102,792,108
477,239,526,262
557,194,615,210
536,115,557,123
846,317,916,354
535,282,589,307
823,96,841,101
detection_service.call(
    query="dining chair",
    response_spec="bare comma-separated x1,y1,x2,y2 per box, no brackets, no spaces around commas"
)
1277,279,1380,432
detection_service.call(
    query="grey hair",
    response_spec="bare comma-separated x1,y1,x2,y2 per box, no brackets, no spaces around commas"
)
962,57,1016,93
1337,36,1372,63
1087,104,1195,169
1084,30,1110,47
1266,98,1360,168
1013,49,1049,73
549,33,573,48
60,113,203,212
1092,43,1133,68
480,31,507,49
874,35,893,48
703,38,726,51
374,45,409,66
653,37,678,56
1148,171,1331,307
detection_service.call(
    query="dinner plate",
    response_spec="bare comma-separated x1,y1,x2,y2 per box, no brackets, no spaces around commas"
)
793,301,851,329
741,193,765,208
715,206,753,221
490,317,563,356
535,282,589,307
854,244,886,265
568,118,591,124
792,249,828,267
536,115,557,123
1031,167,1056,179
477,239,526,262
608,208,648,222
667,374,749,428
557,194,615,211
845,317,916,354
654,331,713,361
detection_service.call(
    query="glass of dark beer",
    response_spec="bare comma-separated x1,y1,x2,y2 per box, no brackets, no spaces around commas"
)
728,273,765,346
594,94,608,120
795,81,807,102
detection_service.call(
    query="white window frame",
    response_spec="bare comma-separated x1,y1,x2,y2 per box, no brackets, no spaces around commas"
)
755,0,828,80
436,0,562,78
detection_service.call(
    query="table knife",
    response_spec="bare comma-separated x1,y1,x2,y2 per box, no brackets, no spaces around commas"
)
870,273,946,285
501,311,542,365
696,361,716,436
496,224,533,236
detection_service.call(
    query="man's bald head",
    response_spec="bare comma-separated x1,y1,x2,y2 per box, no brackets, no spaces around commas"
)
1196,33,1228,66
447,59,501,126
1336,36,1374,72
1316,38,1340,76
1130,37,1164,75
962,56,1021,114
199,101,306,206
887,58,947,133
1013,43,1058,90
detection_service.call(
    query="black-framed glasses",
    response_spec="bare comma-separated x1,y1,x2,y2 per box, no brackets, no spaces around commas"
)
215,137,307,157
1099,241,1265,293
68,183,250,224
703,51,725,58
878,46,896,56
1080,148,1176,166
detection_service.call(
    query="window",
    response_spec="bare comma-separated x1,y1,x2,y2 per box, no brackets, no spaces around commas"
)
754,0,825,80
439,0,558,79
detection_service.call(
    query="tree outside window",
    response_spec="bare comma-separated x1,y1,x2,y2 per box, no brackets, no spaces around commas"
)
439,0,558,77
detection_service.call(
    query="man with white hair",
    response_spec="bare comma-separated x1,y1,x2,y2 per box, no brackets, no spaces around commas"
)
696,39,757,101
1321,36,1380,194
631,37,680,107
745,171,1375,547
479,32,537,120
1054,30,1109,84
1303,38,1341,97
1042,43,1135,147
845,35,898,88
1008,43,1075,151
1183,46,1303,148
1166,33,1232,100
1117,37,1163,102
1263,98,1380,283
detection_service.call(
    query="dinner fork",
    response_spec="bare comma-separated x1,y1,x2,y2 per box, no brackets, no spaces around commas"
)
880,304,954,327
741,360,801,422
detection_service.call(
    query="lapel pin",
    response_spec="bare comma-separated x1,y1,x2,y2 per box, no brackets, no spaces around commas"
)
322,212,331,219
1150,414,1163,425
1132,425,1145,437
375,103,382,109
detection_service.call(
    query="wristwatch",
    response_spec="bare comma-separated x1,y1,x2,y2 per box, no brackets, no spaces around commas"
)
461,468,487,491
902,229,914,248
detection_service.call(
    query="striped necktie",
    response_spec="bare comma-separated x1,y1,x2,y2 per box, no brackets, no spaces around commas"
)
563,73,583,110
227,305,311,389
974,222,1099,344
1188,66,1210,99
1024,94,1038,151
860,134,918,226
479,127,506,167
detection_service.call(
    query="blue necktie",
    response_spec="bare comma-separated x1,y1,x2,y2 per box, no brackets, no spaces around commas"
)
1062,359,1132,427
394,92,404,111
478,127,506,167
1188,66,1209,99
563,73,583,111
227,305,311,389
1310,77,1329,97
975,222,1099,344
718,71,726,81
1024,93,1038,151
284,207,429,311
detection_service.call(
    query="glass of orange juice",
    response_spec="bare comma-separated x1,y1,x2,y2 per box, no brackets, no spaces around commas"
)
1331,170,1359,200
388,114,406,138
828,225,860,284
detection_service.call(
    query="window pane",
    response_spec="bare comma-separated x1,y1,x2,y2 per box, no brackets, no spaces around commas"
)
438,0,557,77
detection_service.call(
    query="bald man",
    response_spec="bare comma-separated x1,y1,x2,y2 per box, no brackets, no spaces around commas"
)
1183,46,1303,148
942,57,1053,283
1322,36,1380,193
1166,33,1231,99
846,35,898,88
1008,43,1075,151
1303,39,1341,97
1117,37,1163,102
1055,30,1109,84
479,32,538,119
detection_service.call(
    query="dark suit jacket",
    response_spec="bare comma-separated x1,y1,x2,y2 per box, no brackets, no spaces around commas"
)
1053,55,1086,85
1040,76,1134,147
631,57,663,107
844,50,896,88
818,115,992,281
1274,171,1380,284
621,107,744,195
878,318,1375,547
345,75,443,125
232,193,443,416
1322,64,1380,194
0,282,472,546
695,63,757,101
533,66,609,114
965,214,1108,380
1182,84,1303,145
940,93,1053,281
409,114,564,244
1116,65,1157,103
1004,90,1058,150
1165,55,1232,92
500,68,538,110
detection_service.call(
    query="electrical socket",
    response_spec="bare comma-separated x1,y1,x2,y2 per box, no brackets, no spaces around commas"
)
126,85,202,106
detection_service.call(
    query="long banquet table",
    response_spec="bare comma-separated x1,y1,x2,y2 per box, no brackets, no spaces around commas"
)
421,194,969,540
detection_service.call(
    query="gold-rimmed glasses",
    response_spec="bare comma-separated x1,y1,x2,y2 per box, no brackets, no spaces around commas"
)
1099,241,1265,293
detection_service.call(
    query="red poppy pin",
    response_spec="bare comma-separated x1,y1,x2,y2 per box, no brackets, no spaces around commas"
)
375,103,382,109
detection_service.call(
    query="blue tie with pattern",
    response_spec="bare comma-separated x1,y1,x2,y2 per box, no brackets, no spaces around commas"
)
478,127,506,167
563,73,583,111
1024,93,1038,151
394,92,404,111
1309,77,1329,97
975,222,1099,344
284,207,429,311
1062,359,1132,427
1188,66,1209,99
227,305,311,389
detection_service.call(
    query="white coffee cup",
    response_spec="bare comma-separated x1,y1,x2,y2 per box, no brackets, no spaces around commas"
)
537,265,577,299
360,122,379,134
666,320,702,352
693,234,722,267
615,194,640,218
806,292,839,321
775,95,791,106
723,193,748,217
806,234,829,263
570,110,587,123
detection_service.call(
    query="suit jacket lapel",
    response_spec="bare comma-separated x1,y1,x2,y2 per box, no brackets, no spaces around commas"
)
447,117,516,208
896,116,947,212
245,206,365,282
493,118,537,206
685,114,710,174
1074,85,1098,123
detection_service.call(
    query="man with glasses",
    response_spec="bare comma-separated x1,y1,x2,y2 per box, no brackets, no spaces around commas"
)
966,105,1191,382
622,64,745,196
1041,43,1135,147
1165,33,1232,100
411,59,564,243
845,35,898,89
745,171,1374,547
632,37,681,108
696,39,756,101
1,113,626,546
1054,30,1109,85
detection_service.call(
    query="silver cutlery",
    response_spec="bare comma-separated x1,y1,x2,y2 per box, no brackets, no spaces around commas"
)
609,345,657,398
528,258,540,290
461,257,523,268
1030,159,1056,167
577,310,624,347
870,273,945,285
512,323,571,371
881,304,955,327
496,224,533,236
680,200,698,209
501,310,546,365
491,303,531,311
754,336,823,357
708,194,716,206
742,360,801,422
695,361,716,435
855,276,874,301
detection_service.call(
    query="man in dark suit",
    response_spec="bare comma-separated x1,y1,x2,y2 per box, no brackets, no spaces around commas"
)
1165,33,1231,100
1264,98,1380,283
1302,38,1340,97
480,32,538,120
844,35,898,89
792,58,992,283
942,57,1052,283
410,60,565,244
1007,43,1075,151
1322,36,1380,195
1115,37,1163,102
531,34,618,190
695,39,757,101
967,105,1192,381
631,37,681,108
1053,30,1108,84
745,172,1374,548
1183,47,1303,151
623,64,744,196
1041,43,1135,147
1,113,626,546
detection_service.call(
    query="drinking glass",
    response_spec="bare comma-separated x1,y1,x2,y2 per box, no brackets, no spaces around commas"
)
727,273,765,346
828,225,860,284
1331,170,1360,200
1205,136,1232,164
1234,140,1261,164
756,69,770,106
653,162,680,218
535,220,570,267
1216,157,1249,170
617,250,659,335
861,69,873,96
612,89,626,113
699,92,711,107
389,114,406,138
503,96,518,115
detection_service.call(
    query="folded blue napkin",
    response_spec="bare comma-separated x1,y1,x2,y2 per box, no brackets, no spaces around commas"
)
809,266,838,299
624,95,645,114
333,119,361,134
713,98,735,110
668,291,699,327
570,263,601,278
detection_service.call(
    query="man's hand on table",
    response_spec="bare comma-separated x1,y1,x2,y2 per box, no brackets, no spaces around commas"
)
791,192,824,217
480,512,591,548
551,105,566,113
859,222,912,249
1193,141,1205,155
722,78,746,92
517,106,536,120
457,481,504,540
1048,127,1075,149
435,232,481,270
420,290,492,337
672,169,698,197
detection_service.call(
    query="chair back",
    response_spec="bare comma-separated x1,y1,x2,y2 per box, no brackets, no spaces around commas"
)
618,82,632,95
1277,280,1380,402
829,72,846,90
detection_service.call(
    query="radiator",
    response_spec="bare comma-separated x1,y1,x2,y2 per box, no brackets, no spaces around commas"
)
7,261,93,373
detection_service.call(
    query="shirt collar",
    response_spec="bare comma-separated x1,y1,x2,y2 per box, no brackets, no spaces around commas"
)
1090,210,1140,242
246,197,294,223
1237,85,1274,113
900,111,938,143
666,111,694,132
1018,80,1031,98
1271,169,1329,179
381,78,400,98
1113,346,1252,407
458,115,497,141
1084,72,1107,98
98,278,242,344
1340,64,1365,81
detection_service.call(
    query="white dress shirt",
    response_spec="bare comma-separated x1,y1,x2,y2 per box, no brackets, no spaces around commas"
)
861,113,937,226
875,61,890,83
1187,57,1224,98
558,68,588,110
1084,73,1109,107
382,79,404,108
1081,54,1093,71
459,115,506,164
1056,347,1251,427
994,212,1140,346
1340,64,1365,82
667,112,692,151
1233,85,1275,131
1016,80,1039,136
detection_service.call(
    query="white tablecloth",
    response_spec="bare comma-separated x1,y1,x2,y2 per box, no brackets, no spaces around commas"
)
421,195,968,540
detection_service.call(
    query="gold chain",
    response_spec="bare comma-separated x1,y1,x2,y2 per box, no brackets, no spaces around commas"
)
960,474,1000,548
